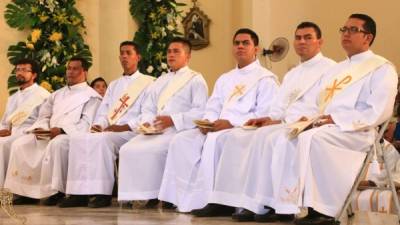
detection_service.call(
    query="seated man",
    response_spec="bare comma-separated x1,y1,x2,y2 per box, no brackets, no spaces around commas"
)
0,58,50,187
293,13,397,225
196,21,336,220
158,28,279,213
117,37,208,206
4,57,101,205
192,22,334,221
60,41,154,208
209,14,396,225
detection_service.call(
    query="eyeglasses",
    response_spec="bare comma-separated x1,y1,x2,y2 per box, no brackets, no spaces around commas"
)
15,68,32,73
339,26,369,35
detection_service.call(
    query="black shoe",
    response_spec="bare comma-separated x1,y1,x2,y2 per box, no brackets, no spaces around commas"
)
88,195,112,208
254,210,295,223
13,196,40,205
294,208,338,225
232,208,255,222
191,203,235,217
161,201,176,209
144,199,160,208
58,195,89,208
43,192,65,206
121,201,133,209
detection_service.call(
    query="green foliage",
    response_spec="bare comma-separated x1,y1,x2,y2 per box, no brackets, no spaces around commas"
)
130,0,185,77
4,0,92,93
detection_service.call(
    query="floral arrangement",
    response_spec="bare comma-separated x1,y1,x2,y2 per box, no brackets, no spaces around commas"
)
4,0,92,93
130,0,185,77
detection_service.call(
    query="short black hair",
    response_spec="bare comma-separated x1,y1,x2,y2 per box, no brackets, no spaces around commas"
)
296,21,322,39
120,41,141,54
69,56,90,71
233,28,259,46
90,77,107,88
168,37,192,53
349,13,376,46
15,58,40,74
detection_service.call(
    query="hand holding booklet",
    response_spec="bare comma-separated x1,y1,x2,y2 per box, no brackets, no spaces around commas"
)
193,119,214,129
287,116,320,139
241,125,258,130
137,124,163,135
31,128,52,140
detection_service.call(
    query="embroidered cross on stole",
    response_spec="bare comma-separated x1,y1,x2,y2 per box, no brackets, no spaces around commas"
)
288,55,389,138
227,84,246,102
110,94,130,121
107,75,155,125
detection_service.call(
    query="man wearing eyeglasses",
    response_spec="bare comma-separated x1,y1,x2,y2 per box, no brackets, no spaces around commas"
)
233,14,397,225
291,14,397,225
4,57,101,205
191,14,397,225
193,21,336,221
0,59,50,188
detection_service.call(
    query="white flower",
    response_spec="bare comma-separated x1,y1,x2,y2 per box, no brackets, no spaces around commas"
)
45,0,57,12
167,25,174,31
161,28,167,37
167,15,173,24
161,62,168,69
41,52,51,63
146,65,154,73
156,0,161,2
51,56,59,66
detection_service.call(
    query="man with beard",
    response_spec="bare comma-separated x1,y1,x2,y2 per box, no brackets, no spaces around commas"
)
4,57,101,205
0,58,50,187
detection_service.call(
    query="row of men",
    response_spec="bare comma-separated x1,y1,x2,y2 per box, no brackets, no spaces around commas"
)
0,13,397,225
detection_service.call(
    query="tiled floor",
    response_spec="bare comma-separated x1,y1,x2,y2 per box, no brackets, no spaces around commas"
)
0,203,399,225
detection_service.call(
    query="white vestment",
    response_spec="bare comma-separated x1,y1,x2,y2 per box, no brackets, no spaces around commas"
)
118,66,208,201
208,53,336,213
294,51,398,217
158,60,279,212
229,50,396,216
0,84,50,187
4,82,101,198
66,71,151,195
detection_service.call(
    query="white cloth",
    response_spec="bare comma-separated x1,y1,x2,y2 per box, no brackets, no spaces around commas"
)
118,67,208,200
139,66,209,131
0,84,50,187
0,83,49,132
4,82,101,198
208,53,336,213
0,135,25,188
158,60,279,212
94,71,150,129
66,72,150,195
295,51,398,217
233,50,397,216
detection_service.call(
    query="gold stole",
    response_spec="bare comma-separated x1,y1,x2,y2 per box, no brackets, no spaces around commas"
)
157,71,197,113
107,75,155,125
288,55,389,138
6,87,50,126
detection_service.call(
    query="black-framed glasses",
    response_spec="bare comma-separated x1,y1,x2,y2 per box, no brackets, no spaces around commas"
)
339,26,369,35
15,68,32,73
